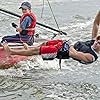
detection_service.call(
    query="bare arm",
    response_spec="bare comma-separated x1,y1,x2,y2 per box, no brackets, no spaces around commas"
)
69,46,94,63
92,11,100,39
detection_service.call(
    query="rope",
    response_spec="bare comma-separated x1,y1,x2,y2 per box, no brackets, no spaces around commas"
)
46,0,61,35
41,0,45,18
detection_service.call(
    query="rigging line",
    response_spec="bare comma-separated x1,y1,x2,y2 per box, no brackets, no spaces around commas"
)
46,0,61,34
41,0,45,18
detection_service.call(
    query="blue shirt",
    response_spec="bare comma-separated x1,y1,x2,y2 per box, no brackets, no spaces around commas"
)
20,16,33,30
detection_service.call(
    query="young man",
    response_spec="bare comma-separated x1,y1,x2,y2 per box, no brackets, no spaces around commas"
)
1,2,36,46
3,11,100,64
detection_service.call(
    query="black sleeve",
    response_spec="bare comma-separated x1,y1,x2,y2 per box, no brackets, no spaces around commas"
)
85,40,95,46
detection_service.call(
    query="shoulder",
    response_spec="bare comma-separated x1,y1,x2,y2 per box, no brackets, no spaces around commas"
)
85,40,95,45
24,16,32,19
23,16,33,22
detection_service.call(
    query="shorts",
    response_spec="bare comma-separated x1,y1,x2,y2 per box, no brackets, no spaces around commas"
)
40,40,63,60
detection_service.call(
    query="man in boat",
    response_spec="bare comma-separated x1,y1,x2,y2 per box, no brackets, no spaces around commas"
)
3,10,100,64
1,2,36,46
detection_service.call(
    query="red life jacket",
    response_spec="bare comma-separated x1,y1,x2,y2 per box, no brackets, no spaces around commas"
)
20,13,36,35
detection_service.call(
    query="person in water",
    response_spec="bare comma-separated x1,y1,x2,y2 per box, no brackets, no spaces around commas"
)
3,10,100,64
1,2,36,46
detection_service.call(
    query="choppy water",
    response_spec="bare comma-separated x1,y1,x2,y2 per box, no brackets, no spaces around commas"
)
0,0,100,100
